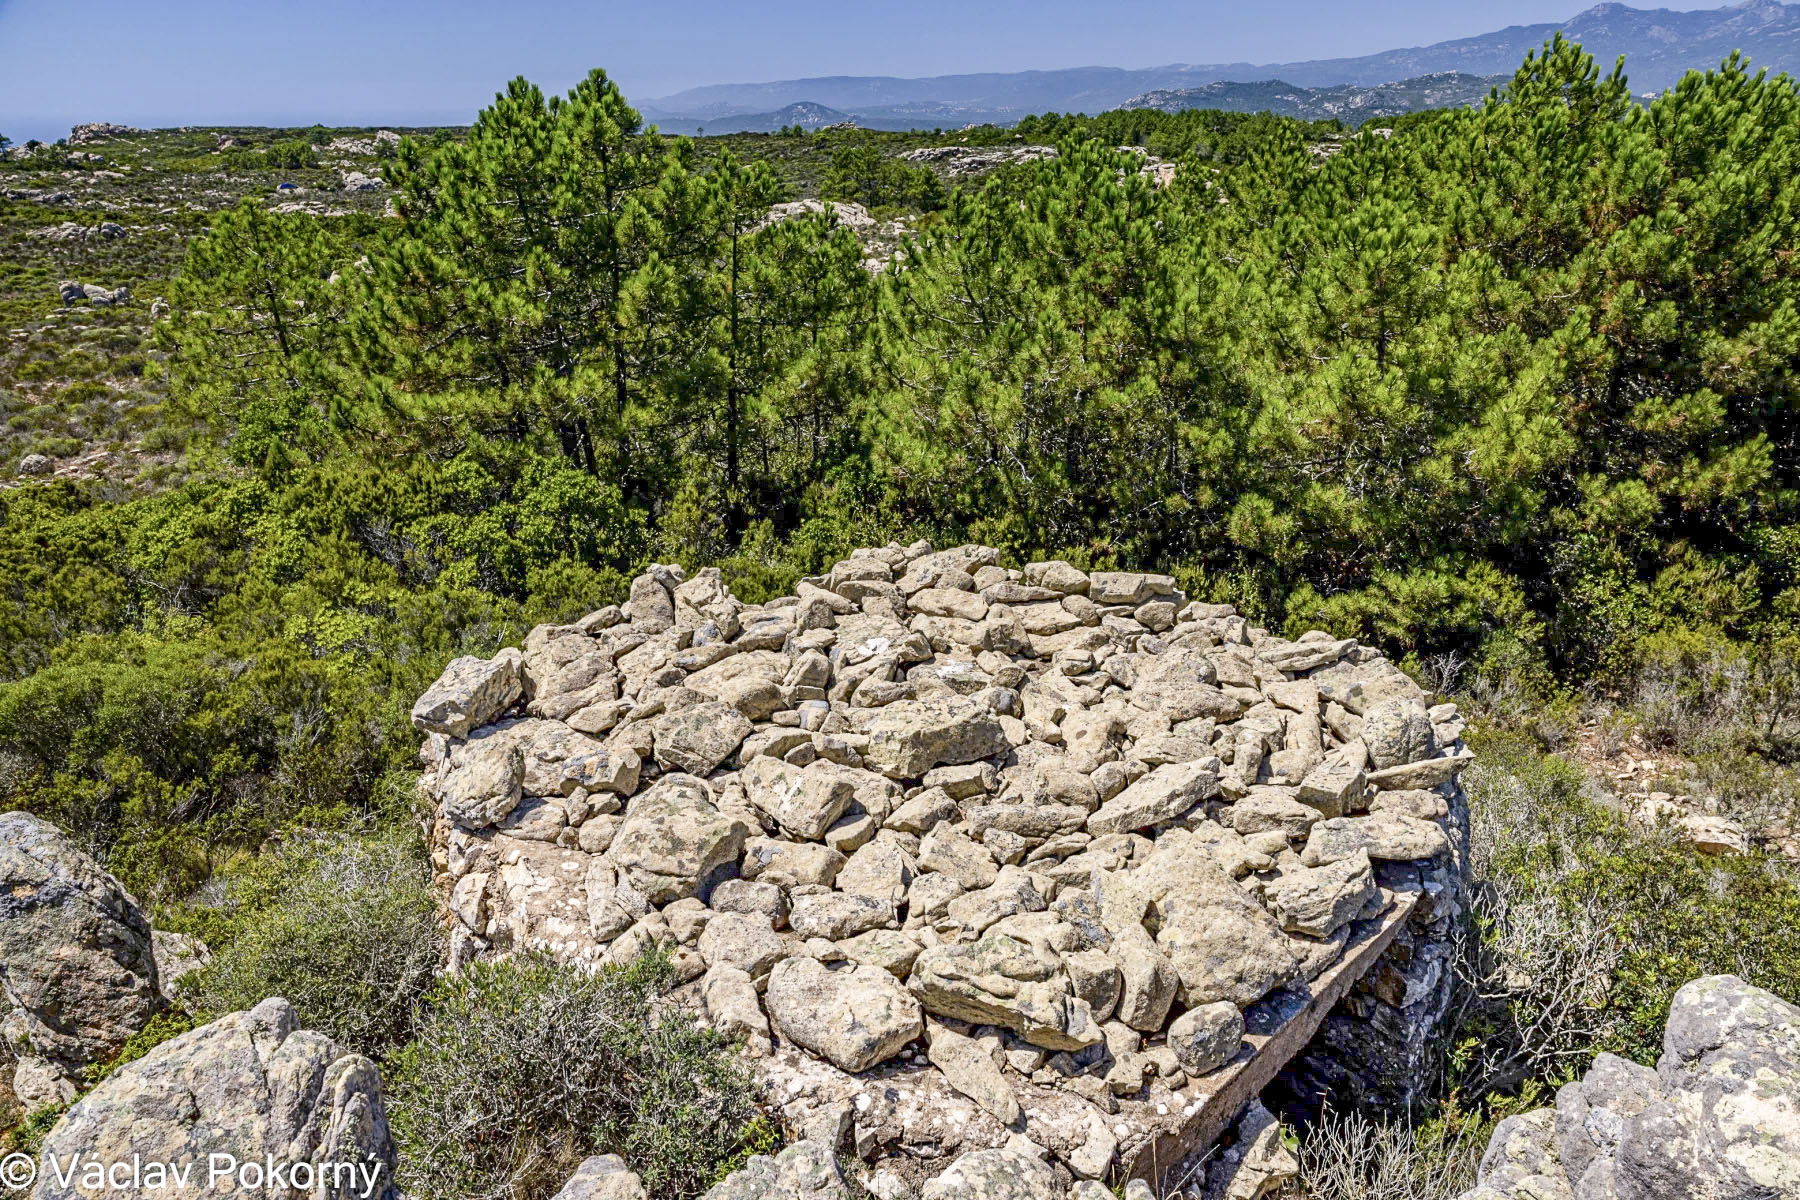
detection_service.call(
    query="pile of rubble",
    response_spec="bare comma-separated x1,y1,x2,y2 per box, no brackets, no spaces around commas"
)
415,541,1471,1191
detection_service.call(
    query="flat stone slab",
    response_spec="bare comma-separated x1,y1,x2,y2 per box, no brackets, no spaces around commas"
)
1124,891,1420,1186
745,892,1419,1192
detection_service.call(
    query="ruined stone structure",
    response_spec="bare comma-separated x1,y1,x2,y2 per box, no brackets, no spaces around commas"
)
413,541,1472,1194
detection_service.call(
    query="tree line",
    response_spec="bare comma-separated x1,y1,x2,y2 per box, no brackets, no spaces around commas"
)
1,39,1796,895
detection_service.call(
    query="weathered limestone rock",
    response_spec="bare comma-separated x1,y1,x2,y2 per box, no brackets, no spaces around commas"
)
1167,1001,1245,1077
909,934,1101,1051
765,957,923,1072
1361,699,1434,769
1146,859,1298,1007
1087,759,1220,834
700,912,793,979
864,698,1009,779
702,1139,852,1200
1204,1101,1300,1200
1301,813,1448,867
552,1155,650,1200
928,1021,1021,1124
412,650,523,737
1112,924,1178,1033
33,998,396,1200
609,776,749,904
439,731,525,827
653,700,754,775
1456,975,1800,1200
1264,850,1382,938
703,964,772,1055
0,812,161,1107
744,757,856,840
150,930,211,1005
919,1135,1064,1200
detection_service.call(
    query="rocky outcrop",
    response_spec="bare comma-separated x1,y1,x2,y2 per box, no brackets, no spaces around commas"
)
1458,974,1800,1200
67,123,145,144
900,145,1059,177
0,812,161,1108
32,997,397,1200
417,543,1471,1185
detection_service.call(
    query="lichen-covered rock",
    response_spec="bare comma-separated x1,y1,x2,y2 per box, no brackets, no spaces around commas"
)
609,776,749,904
864,698,1009,779
150,930,210,1005
1361,699,1434,769
412,650,523,736
927,1021,1021,1124
701,1139,851,1200
909,934,1101,1051
32,998,396,1200
765,957,923,1073
0,812,161,1107
1457,975,1800,1200
653,700,754,775
702,964,772,1055
1264,850,1382,938
552,1155,649,1200
1168,1000,1245,1077
919,1135,1065,1200
1086,759,1220,834
1144,856,1298,1007
1301,813,1448,867
743,757,856,841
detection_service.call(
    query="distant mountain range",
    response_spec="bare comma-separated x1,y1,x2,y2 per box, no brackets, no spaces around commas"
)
1121,73,1509,122
641,2,1800,132
651,102,855,136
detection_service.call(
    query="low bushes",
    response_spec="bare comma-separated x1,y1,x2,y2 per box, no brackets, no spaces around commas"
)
386,952,762,1200
1455,729,1800,1080
1283,1106,1483,1200
183,836,442,1059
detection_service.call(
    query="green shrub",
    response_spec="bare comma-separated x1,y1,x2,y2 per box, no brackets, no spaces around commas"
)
261,140,317,169
185,837,442,1059
387,952,760,1200
1459,729,1800,1080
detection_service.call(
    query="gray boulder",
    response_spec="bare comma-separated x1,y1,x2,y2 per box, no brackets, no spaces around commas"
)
1263,850,1382,938
33,998,396,1200
0,813,161,1107
411,650,524,736
864,698,1008,779
909,933,1101,1051
919,1134,1064,1200
1167,1000,1245,1077
765,957,923,1072
1458,974,1800,1200
609,775,749,905
552,1155,648,1200
1086,759,1220,835
652,700,753,775
701,1139,850,1200
1361,699,1434,769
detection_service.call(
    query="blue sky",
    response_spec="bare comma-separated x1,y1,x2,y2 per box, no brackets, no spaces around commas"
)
0,0,1735,142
